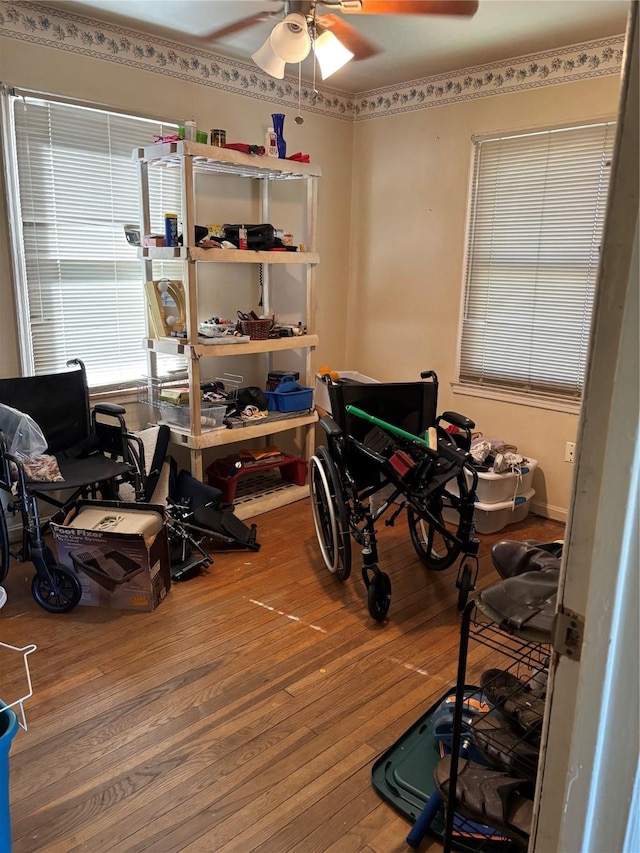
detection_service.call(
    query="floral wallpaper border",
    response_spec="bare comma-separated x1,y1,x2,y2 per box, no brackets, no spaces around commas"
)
0,0,625,122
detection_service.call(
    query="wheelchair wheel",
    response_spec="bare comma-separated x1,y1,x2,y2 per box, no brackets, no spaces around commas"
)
31,566,82,613
366,569,391,622
0,503,9,584
309,448,352,580
407,506,462,571
457,563,473,611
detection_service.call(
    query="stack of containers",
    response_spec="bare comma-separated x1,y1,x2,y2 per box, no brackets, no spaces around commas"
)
464,459,537,534
445,459,538,534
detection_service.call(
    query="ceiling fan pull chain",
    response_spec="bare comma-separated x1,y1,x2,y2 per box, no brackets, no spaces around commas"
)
296,62,304,124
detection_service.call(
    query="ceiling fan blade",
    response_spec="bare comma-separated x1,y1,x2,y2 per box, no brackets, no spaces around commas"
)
317,15,381,60
338,1,479,16
200,10,283,42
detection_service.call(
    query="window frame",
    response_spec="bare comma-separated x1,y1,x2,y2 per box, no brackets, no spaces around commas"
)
453,117,617,411
1,86,182,393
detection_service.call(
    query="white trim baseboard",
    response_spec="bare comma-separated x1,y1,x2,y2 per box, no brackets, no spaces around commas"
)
531,501,568,523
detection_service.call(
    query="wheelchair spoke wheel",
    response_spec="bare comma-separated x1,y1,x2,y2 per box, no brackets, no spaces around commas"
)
407,506,462,571
309,448,352,580
0,503,9,584
31,565,82,613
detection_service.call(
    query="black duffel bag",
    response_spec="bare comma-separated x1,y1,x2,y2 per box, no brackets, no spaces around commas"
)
222,224,276,251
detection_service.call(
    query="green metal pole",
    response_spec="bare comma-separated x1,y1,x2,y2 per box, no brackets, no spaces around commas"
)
345,405,432,449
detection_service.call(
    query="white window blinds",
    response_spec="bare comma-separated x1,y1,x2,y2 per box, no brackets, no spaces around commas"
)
9,95,183,389
459,121,616,400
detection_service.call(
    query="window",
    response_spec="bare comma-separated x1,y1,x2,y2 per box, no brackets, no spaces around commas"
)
459,121,616,401
3,93,184,389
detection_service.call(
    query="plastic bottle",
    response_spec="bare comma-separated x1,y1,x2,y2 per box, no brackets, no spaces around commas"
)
266,128,278,157
183,120,196,141
164,213,178,247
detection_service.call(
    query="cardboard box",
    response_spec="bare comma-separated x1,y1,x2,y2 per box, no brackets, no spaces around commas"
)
159,387,203,405
314,370,379,415
51,501,171,611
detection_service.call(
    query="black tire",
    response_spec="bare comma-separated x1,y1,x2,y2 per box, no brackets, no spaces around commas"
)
0,503,9,584
31,565,82,613
407,504,462,571
457,563,472,612
367,570,391,622
309,448,352,581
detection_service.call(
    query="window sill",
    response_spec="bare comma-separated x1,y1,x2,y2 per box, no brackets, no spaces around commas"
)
450,382,582,415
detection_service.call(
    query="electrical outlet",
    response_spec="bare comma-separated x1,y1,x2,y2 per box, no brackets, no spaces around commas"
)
565,441,576,463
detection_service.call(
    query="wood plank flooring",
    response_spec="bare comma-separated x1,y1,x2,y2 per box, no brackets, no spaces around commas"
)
1,498,563,852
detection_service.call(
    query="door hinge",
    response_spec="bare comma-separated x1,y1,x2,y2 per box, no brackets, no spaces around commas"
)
552,608,585,661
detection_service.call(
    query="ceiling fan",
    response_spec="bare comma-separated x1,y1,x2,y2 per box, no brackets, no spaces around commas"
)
201,1,479,80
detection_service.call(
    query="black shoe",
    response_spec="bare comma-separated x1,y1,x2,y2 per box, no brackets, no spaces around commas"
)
491,540,561,579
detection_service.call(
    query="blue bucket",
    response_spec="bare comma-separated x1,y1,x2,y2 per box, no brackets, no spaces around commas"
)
0,701,18,853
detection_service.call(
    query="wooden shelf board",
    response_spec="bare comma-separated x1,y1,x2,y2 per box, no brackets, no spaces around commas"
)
138,247,184,260
138,247,318,263
167,411,319,449
133,140,322,179
189,248,319,264
146,335,318,358
232,484,310,520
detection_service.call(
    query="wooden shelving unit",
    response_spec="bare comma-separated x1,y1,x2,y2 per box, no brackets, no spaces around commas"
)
133,141,321,515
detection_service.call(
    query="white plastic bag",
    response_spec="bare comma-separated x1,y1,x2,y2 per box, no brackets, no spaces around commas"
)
0,403,47,458
0,403,63,482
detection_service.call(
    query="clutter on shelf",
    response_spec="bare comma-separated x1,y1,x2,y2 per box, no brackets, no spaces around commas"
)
125,220,300,252
151,118,311,164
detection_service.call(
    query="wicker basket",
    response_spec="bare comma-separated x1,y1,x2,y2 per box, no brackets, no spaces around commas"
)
239,319,273,340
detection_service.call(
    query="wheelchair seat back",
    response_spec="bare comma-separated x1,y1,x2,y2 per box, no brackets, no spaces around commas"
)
0,365,91,455
328,380,439,491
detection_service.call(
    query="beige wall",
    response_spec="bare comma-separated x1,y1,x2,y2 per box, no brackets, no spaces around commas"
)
348,76,621,518
0,34,622,516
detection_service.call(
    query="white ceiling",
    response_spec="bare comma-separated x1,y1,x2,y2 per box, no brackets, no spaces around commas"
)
46,0,630,93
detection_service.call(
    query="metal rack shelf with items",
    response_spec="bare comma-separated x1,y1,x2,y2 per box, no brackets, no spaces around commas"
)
133,141,321,516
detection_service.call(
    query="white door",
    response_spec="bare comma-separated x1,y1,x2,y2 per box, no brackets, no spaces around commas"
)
533,6,639,851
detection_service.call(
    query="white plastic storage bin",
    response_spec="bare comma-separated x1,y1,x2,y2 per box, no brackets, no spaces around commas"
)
159,403,226,431
471,488,536,535
314,371,378,415
443,488,535,535
464,458,538,504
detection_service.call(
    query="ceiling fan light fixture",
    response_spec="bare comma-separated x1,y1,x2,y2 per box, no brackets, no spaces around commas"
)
251,35,287,79
269,13,312,63
313,29,355,80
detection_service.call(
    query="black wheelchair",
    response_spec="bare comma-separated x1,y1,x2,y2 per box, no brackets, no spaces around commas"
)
0,359,145,613
309,372,480,621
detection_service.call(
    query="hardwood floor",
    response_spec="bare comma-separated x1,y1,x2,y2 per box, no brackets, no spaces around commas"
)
1,498,563,852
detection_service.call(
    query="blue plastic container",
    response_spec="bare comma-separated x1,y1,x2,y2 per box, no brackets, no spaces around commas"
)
264,380,313,413
0,701,18,853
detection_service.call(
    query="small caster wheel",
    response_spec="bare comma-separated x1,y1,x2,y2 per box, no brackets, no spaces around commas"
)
457,563,473,612
363,565,391,622
32,565,82,613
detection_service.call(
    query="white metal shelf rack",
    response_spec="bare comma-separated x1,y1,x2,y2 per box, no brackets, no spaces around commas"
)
133,141,321,517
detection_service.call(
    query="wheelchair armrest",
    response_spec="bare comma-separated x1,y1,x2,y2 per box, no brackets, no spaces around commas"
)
319,415,343,438
438,411,475,431
93,402,126,416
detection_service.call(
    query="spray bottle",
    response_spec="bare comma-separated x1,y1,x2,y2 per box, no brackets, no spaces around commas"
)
265,127,278,157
